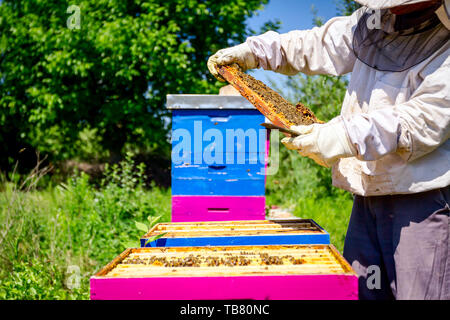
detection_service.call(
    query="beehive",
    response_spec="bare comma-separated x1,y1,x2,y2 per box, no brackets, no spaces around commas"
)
217,65,322,128
167,94,269,222
140,219,329,247
90,245,357,300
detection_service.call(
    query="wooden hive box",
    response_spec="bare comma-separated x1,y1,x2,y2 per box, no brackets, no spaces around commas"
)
167,94,269,222
90,245,358,300
140,219,330,247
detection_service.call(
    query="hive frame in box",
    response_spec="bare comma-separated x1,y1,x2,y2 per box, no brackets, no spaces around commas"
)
90,245,358,300
140,219,330,247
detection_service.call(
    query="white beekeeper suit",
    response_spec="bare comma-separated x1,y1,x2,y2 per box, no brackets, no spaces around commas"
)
245,1,450,196
208,0,450,300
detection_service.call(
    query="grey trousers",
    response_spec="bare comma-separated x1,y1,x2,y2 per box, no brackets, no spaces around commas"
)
343,187,450,300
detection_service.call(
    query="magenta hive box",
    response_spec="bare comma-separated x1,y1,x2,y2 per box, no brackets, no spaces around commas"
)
90,245,358,300
167,94,270,222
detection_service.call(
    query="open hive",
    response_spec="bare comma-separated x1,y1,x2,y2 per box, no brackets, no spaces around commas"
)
90,245,358,300
217,64,323,128
140,219,329,247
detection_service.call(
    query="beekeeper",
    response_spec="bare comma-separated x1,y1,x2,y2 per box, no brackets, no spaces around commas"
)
208,0,450,300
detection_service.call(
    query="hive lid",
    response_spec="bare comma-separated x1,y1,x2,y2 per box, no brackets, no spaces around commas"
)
92,245,356,278
166,94,256,110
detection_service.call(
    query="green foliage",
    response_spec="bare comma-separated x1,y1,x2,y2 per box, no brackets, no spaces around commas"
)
0,0,272,172
283,75,349,121
0,157,170,299
0,259,84,300
248,19,282,36
334,0,361,16
267,74,352,204
291,196,353,252
134,214,167,246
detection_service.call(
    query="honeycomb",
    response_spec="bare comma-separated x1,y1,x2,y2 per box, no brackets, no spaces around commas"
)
217,64,322,128
94,245,355,278
142,220,325,239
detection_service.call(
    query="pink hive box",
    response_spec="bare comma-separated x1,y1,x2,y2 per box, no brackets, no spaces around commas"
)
90,244,358,300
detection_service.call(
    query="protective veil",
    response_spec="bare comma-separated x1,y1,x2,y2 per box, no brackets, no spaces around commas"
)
353,2,450,72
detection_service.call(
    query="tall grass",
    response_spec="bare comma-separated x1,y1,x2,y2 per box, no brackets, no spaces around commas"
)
0,156,170,299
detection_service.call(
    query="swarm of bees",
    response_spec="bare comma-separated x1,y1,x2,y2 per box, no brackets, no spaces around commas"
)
122,252,305,268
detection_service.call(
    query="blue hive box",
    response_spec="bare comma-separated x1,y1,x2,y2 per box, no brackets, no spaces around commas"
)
167,94,269,222
168,94,267,197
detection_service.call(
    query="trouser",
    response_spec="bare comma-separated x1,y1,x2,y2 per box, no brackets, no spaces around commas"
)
343,187,450,300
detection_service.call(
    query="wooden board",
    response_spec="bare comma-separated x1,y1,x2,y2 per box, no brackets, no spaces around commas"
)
217,64,323,128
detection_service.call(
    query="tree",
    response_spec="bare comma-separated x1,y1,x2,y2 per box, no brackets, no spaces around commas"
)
335,0,361,16
0,0,272,173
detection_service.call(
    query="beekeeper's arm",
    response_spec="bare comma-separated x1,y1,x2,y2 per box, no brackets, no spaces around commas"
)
245,9,361,76
208,8,361,80
283,51,450,166
343,52,450,162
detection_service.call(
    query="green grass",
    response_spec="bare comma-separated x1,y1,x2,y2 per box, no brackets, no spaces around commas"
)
0,153,353,299
266,193,352,253
0,159,171,300
293,197,352,252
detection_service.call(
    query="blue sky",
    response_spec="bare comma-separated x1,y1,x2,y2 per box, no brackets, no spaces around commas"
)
248,0,340,33
246,0,341,84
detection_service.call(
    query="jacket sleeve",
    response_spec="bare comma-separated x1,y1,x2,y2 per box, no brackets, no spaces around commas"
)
245,9,361,76
341,52,450,162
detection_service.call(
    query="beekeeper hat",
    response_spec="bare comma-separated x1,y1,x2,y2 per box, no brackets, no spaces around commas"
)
354,0,450,29
355,0,436,9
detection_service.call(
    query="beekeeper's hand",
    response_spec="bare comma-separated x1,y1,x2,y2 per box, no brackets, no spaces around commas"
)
281,118,357,168
207,43,259,82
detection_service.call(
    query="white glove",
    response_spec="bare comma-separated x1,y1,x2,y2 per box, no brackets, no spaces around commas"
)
207,43,259,82
281,117,357,168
